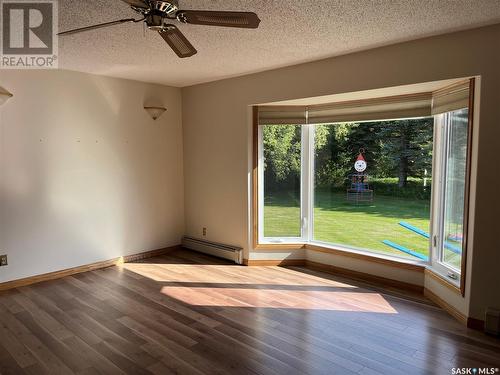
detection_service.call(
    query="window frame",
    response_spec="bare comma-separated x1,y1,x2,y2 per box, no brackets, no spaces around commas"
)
429,80,475,295
252,80,475,295
257,124,305,243
431,112,463,287
257,120,433,264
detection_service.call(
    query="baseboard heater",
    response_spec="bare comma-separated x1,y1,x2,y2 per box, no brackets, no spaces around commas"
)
182,236,243,265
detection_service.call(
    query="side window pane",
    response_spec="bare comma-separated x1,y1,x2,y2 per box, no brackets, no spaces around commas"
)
262,125,302,238
442,109,468,269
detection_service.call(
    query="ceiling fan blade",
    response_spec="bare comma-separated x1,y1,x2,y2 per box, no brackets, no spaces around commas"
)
177,10,261,29
58,18,138,36
120,0,149,8
159,25,197,58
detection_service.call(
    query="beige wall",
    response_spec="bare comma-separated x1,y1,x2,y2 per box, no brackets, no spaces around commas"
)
0,24,497,321
182,24,500,320
0,70,184,282
308,250,425,287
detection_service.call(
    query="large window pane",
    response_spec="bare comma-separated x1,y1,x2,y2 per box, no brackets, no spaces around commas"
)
313,119,433,261
441,109,468,269
262,125,302,238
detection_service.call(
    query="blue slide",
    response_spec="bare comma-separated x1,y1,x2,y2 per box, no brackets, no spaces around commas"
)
382,240,429,261
399,221,429,239
398,221,461,255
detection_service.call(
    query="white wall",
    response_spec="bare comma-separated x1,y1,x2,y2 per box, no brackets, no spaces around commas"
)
0,70,184,282
182,24,500,320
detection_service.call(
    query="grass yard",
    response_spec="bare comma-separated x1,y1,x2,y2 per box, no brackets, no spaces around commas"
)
264,190,433,261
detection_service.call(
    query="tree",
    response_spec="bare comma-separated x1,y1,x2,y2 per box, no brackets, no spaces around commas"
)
263,117,434,193
375,118,433,187
315,123,360,188
262,125,301,192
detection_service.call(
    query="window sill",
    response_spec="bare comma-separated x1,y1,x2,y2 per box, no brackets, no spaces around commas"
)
424,268,461,294
254,242,425,272
254,243,305,251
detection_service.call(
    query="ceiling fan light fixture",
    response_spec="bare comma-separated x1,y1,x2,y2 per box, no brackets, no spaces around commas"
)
144,106,167,120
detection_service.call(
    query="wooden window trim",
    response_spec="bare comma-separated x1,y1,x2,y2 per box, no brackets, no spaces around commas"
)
254,243,306,251
458,78,475,296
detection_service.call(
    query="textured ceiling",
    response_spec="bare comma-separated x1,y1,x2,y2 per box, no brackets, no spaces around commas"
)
58,0,500,87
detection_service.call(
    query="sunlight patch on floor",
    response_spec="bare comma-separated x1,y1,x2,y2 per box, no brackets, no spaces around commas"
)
122,263,357,288
160,286,398,313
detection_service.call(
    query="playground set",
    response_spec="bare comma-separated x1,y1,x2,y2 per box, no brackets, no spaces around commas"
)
346,151,373,203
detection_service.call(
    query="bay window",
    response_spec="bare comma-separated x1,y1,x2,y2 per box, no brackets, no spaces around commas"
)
254,79,475,290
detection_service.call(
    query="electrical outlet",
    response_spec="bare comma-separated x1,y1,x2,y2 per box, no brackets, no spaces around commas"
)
0,255,7,267
203,227,207,236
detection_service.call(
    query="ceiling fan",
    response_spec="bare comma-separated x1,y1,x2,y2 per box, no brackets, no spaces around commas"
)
58,0,261,58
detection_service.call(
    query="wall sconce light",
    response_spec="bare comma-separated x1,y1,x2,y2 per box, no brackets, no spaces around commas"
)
0,88,13,106
144,106,166,121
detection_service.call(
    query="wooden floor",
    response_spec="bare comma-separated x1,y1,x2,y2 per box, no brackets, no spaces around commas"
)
0,249,499,375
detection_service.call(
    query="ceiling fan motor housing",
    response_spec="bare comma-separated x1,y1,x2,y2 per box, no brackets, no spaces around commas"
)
144,0,179,30
151,0,179,15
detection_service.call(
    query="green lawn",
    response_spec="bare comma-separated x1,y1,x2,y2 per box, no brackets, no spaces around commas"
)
264,190,432,261
264,190,462,267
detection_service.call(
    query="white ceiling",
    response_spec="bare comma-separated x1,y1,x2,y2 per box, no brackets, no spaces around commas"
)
58,0,500,87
